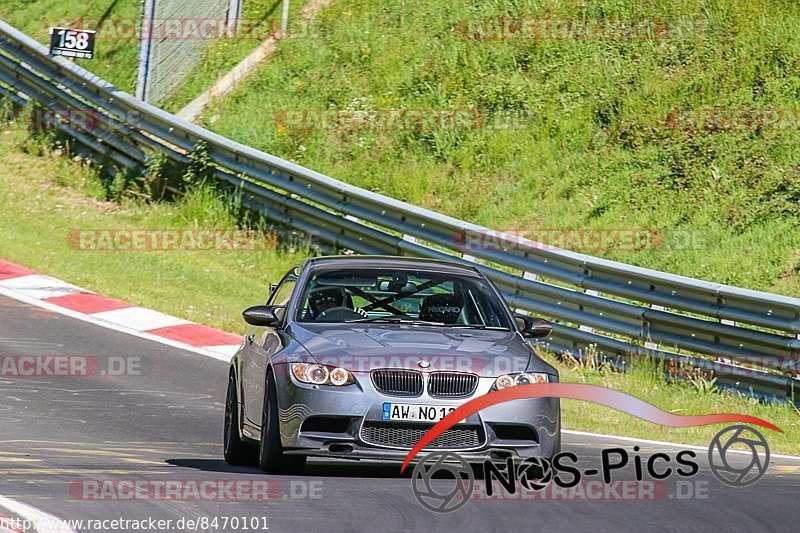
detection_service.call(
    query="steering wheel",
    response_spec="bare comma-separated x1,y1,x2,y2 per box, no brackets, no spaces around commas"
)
316,307,363,322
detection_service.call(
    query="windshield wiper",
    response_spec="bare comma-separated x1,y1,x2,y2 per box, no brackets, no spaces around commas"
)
344,318,506,329
345,317,408,323
450,324,511,331
344,317,445,326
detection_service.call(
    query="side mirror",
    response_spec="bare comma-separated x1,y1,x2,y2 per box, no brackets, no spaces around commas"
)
515,314,552,339
243,305,284,327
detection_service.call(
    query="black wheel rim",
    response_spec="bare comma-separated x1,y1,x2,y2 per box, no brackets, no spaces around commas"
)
262,383,270,444
224,378,234,453
260,377,272,459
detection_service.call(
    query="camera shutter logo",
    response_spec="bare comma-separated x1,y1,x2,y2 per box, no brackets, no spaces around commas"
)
516,456,554,491
708,425,770,487
411,451,474,512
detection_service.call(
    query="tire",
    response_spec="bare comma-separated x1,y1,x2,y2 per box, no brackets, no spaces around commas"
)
223,371,257,465
259,370,307,474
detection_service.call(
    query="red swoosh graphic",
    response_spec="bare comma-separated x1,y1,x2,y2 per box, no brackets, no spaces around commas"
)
400,383,780,472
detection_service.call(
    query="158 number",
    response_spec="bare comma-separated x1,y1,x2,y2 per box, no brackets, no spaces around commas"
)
56,29,89,50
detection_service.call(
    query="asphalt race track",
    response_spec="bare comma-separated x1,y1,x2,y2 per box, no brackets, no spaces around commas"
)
0,294,797,532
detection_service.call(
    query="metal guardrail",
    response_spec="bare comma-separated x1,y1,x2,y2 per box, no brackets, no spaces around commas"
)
1,20,798,404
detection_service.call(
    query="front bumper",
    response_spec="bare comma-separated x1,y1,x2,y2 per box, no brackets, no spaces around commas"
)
273,364,560,464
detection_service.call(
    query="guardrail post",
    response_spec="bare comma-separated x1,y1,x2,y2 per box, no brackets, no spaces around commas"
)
515,273,538,317
644,304,665,350
716,319,737,365
579,289,599,333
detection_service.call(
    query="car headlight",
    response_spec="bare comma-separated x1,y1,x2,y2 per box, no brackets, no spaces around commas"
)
290,363,355,386
493,372,548,390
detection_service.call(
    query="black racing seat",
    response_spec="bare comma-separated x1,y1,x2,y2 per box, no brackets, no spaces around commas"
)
418,294,464,324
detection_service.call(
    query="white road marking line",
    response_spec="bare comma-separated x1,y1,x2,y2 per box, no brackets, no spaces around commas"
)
0,285,233,362
204,345,240,358
0,494,75,533
563,429,800,461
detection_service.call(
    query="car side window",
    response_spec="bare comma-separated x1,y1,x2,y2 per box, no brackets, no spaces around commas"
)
268,267,300,306
270,280,296,306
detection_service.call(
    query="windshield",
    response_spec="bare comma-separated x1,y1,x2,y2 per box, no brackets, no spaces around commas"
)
295,267,512,328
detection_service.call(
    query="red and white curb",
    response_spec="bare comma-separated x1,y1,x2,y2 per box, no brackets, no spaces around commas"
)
0,259,242,362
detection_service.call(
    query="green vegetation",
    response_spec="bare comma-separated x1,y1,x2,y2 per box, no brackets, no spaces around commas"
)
1,0,798,452
0,0,142,92
0,120,308,334
202,0,800,296
163,0,313,112
0,122,797,452
545,348,800,454
0,0,310,105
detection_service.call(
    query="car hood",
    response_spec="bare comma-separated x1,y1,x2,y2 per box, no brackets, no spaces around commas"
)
287,323,550,377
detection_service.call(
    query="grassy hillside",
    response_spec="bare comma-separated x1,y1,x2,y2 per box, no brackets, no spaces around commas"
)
0,127,798,453
201,0,800,296
3,0,799,451
0,0,141,91
0,125,307,333
0,0,309,102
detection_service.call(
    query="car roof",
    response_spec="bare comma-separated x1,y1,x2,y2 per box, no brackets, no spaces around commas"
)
304,255,483,276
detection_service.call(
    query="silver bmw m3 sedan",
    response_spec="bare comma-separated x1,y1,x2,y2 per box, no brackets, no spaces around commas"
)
224,256,560,473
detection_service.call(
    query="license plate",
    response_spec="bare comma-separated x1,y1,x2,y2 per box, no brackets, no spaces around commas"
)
381,402,459,423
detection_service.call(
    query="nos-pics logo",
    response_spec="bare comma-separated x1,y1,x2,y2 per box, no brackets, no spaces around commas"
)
411,425,770,513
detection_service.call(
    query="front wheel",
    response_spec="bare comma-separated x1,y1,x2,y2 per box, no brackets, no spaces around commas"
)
259,370,306,474
223,372,257,465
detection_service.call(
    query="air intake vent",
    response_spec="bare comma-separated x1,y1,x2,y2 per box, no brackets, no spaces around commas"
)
361,421,482,449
